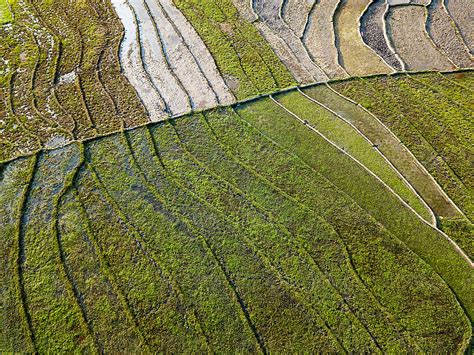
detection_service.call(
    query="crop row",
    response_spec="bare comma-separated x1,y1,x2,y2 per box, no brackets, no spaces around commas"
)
330,72,473,259
300,83,459,220
1,94,472,351
173,0,295,99
271,89,432,221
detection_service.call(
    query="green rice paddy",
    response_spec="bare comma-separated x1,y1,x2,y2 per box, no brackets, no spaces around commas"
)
1,0,473,352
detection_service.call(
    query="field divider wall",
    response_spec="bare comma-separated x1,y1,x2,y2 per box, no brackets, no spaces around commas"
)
269,95,473,267
296,88,436,225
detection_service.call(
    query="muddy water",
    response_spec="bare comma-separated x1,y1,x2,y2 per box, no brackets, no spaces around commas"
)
128,0,190,116
145,0,218,110
110,0,166,120
159,0,235,105
111,0,235,117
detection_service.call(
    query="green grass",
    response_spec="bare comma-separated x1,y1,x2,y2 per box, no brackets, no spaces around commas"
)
172,0,296,99
0,157,35,352
301,84,462,219
330,74,473,220
234,98,473,324
0,0,12,24
1,74,472,352
273,90,432,221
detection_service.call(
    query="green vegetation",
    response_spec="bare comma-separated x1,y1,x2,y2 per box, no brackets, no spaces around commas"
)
0,156,35,352
1,90,472,351
329,74,473,217
301,83,461,219
0,0,147,162
172,0,296,99
0,0,12,24
233,98,473,322
0,0,472,349
444,70,474,91
329,72,473,259
273,90,431,221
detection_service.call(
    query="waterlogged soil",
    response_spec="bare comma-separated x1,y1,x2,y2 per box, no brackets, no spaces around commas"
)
158,0,235,105
251,0,328,83
111,0,167,119
111,0,235,118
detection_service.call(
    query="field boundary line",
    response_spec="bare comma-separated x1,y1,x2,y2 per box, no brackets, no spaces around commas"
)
183,116,385,351
52,144,101,352
324,81,468,220
202,111,424,350
381,1,405,70
155,0,221,104
14,155,38,353
125,0,170,115
299,0,345,80
167,122,348,353
421,3,458,69
379,75,472,218
270,95,474,267
1,68,472,164
441,0,473,57
274,0,329,82
408,72,473,111
86,159,211,351
441,0,474,60
213,1,281,89
74,187,150,351
232,105,474,330
296,88,437,225
122,130,268,354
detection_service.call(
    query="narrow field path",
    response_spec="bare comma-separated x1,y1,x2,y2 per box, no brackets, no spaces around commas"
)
294,88,435,224
201,111,423,351
269,96,439,229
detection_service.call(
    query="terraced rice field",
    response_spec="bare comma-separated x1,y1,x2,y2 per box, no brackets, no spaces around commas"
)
385,4,454,71
1,0,473,353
